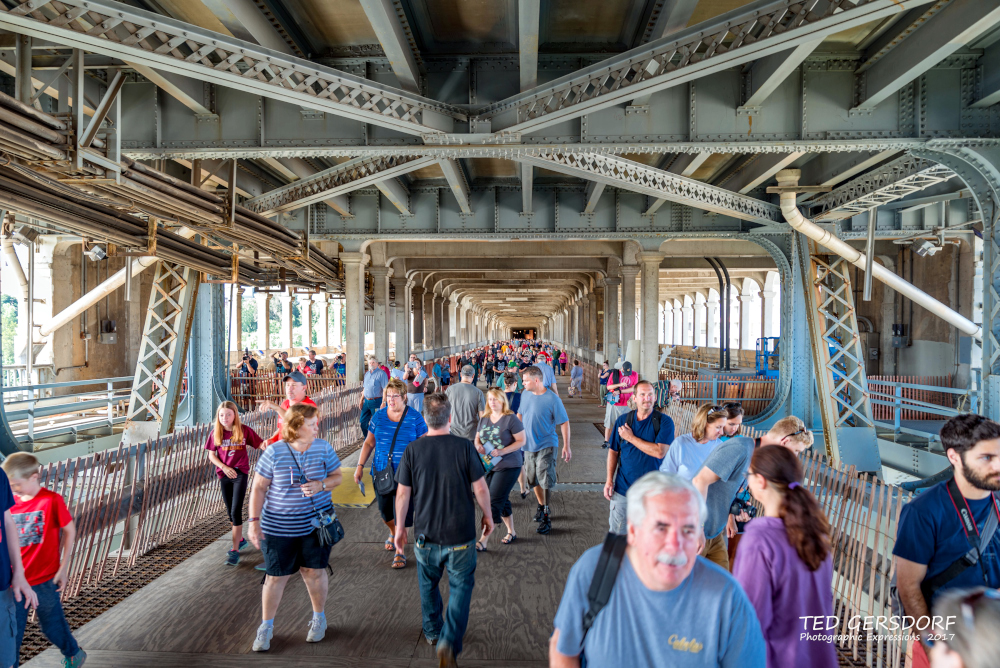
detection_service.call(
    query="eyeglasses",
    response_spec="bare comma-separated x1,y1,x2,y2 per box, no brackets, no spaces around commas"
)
386,394,404,401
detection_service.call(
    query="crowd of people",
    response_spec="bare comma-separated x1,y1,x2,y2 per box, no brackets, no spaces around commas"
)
0,338,997,668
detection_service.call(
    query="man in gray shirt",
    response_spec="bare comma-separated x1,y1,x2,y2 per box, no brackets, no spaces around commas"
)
446,365,485,441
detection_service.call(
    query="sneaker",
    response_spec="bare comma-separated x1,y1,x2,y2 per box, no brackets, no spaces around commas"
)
533,505,545,522
255,563,267,572
252,623,273,652
62,649,87,668
238,538,248,551
437,642,458,668
537,511,551,535
425,633,438,645
306,615,327,643
601,441,609,449
225,550,240,566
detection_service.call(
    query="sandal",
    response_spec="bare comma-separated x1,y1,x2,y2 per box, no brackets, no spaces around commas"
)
385,537,395,551
502,533,517,545
519,490,528,499
475,542,488,552
392,554,407,569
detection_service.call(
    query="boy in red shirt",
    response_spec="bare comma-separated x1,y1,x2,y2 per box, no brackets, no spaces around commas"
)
1,452,85,668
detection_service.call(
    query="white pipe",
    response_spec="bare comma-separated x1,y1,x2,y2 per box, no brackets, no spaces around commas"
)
2,239,28,301
775,169,982,341
39,227,198,338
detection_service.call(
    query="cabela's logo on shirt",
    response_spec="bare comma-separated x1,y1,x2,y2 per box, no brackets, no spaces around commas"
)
667,635,703,653
14,510,45,547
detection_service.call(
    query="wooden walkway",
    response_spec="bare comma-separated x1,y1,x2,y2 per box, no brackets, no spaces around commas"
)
25,387,608,667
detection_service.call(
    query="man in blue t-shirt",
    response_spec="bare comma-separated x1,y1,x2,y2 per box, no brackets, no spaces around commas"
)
1,467,39,668
552,471,765,668
894,413,1000,668
517,366,570,535
605,380,674,534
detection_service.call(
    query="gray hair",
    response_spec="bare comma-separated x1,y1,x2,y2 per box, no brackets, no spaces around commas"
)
423,393,451,429
933,587,1000,668
461,364,475,378
626,471,707,533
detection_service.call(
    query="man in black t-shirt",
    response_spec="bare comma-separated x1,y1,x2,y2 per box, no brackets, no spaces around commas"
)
304,349,325,375
395,393,493,666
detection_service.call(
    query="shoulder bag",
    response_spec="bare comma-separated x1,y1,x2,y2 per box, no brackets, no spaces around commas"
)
373,407,409,497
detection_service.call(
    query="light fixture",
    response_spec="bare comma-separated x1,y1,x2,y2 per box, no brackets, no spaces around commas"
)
910,239,941,257
84,244,107,261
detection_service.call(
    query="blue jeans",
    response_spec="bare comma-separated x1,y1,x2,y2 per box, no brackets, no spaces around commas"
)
14,579,81,667
414,540,477,655
360,398,381,438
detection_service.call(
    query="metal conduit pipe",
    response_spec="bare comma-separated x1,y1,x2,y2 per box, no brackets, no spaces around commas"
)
39,227,198,337
774,169,982,341
2,238,29,301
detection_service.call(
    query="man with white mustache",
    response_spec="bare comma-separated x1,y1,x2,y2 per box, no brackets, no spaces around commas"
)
549,472,765,667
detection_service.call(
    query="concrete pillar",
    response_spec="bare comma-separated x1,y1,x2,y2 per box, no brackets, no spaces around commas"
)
433,293,444,352
663,302,672,345
313,295,328,349
694,298,704,347
278,293,293,349
588,291,598,351
740,292,757,355
331,298,343,350
298,294,313,349
673,304,682,345
684,303,694,346
639,252,663,382
424,290,435,352
706,296,719,348
369,266,390,363
762,289,778,338
229,286,243,352
341,252,366,380
620,265,639,356
448,299,458,347
572,300,580,347
392,277,410,359
603,277,621,362
442,298,452,349
412,286,424,350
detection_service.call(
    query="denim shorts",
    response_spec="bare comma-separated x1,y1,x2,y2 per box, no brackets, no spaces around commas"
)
262,531,332,576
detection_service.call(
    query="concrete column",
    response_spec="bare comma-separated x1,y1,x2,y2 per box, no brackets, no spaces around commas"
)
423,290,435,352
411,286,424,350
298,294,313,349
672,304,682,345
588,291,598,351
603,277,621,362
663,302,672,345
706,297,719,348
341,253,366,380
277,293,293,349
229,286,243,352
313,296,328,349
392,277,410,359
739,292,757,354
448,299,458,347
639,252,663,382
442,298,452,349
694,298,705,347
620,265,639,356
684,303,695,346
433,293,444,352
762,289,778,338
571,300,580,347
331,298,343,350
369,266,390,363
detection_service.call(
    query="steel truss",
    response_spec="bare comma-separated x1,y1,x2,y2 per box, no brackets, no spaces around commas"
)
481,0,936,133
245,155,440,214
518,152,783,224
809,155,958,221
799,244,881,471
122,261,199,444
0,0,463,136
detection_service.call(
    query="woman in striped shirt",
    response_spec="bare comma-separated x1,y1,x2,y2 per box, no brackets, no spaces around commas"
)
247,403,343,652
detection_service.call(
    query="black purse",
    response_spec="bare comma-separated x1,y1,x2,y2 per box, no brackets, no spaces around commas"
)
373,406,408,497
285,444,344,547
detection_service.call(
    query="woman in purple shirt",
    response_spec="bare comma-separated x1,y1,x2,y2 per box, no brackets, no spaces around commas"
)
732,445,838,668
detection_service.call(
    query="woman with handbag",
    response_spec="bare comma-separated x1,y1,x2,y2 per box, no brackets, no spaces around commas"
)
353,377,428,569
246,403,344,652
473,388,526,551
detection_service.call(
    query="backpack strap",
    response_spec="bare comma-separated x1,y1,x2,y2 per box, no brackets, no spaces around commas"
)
582,532,628,638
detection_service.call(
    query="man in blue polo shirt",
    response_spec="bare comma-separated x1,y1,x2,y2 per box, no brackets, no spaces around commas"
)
604,380,674,534
358,357,388,439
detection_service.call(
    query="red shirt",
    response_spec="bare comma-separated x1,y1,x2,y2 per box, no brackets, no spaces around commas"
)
267,396,318,445
204,426,264,478
12,488,73,586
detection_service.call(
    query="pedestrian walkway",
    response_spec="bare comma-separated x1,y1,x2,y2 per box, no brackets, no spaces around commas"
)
24,386,607,667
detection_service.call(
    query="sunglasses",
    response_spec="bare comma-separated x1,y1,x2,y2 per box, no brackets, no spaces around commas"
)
784,428,806,439
723,402,742,410
706,405,727,416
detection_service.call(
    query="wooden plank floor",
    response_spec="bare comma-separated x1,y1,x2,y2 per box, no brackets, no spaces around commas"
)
26,390,608,667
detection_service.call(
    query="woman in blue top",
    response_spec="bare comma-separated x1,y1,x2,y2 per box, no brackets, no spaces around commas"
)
246,403,343,652
353,377,428,569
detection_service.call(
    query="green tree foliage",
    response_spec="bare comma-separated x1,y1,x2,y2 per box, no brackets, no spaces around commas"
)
1,294,17,365
241,299,257,349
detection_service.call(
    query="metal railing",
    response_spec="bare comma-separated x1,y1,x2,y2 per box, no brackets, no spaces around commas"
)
2,376,134,444
1,365,56,397
229,371,347,411
868,378,978,439
30,381,362,601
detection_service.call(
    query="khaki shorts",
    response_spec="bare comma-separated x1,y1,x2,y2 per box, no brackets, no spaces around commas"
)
700,533,729,571
604,403,628,430
524,447,557,490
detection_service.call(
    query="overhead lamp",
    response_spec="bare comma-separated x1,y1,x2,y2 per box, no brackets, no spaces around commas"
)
84,244,107,261
910,239,941,257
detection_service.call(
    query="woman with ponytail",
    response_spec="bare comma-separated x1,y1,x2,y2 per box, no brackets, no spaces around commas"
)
732,445,837,668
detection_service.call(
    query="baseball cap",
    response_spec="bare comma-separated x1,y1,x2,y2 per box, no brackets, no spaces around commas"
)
283,370,309,385
621,361,633,373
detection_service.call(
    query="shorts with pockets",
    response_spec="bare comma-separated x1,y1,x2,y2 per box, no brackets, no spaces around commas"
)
262,531,332,577
523,447,557,490
604,403,627,430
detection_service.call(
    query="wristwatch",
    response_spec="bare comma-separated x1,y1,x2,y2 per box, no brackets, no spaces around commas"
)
322,481,327,491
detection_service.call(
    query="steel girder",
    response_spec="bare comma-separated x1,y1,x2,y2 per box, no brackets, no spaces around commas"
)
0,0,463,136
480,0,936,134
517,152,783,224
808,155,958,221
798,241,881,472
245,155,440,214
122,261,199,444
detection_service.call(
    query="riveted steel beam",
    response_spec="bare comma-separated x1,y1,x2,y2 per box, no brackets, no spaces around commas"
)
360,0,422,94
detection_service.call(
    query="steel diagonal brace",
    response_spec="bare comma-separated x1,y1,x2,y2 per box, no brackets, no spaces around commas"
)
518,152,782,224
245,155,440,214
0,0,464,136
481,0,937,134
